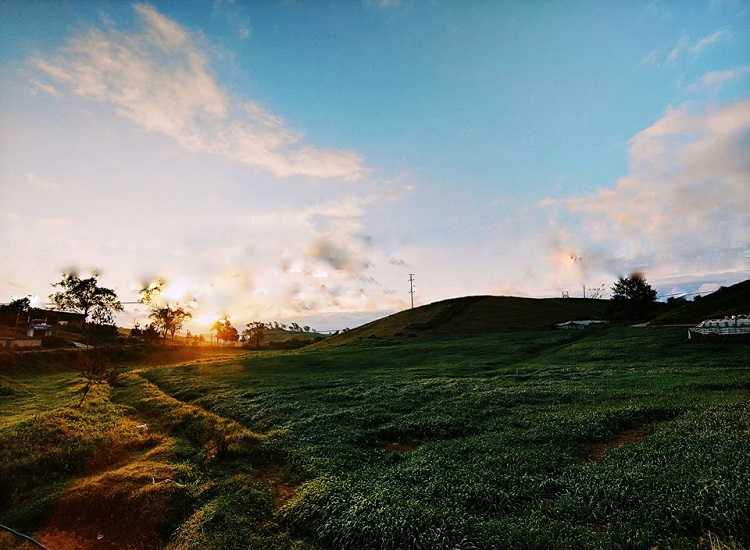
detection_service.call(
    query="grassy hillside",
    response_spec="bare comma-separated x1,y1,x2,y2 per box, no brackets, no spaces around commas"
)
1,327,748,549
317,296,613,347
262,328,325,345
652,279,750,325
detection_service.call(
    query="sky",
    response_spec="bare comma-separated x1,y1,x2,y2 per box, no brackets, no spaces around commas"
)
1,0,749,331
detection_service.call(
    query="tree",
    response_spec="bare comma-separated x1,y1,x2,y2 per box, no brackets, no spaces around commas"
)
612,272,657,302
75,347,118,407
150,304,192,340
212,316,239,344
243,321,266,348
50,273,123,407
130,323,143,339
142,323,160,341
0,296,31,330
611,272,657,319
2,296,31,314
138,279,165,306
587,283,606,300
50,273,123,326
168,306,191,339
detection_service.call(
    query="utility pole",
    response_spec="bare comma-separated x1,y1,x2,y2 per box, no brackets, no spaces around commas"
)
408,273,415,309
582,284,586,299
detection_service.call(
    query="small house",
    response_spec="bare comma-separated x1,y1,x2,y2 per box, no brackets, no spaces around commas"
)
27,319,53,338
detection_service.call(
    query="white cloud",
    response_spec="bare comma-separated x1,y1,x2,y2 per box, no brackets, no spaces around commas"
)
687,65,750,93
542,99,750,287
29,80,59,96
640,49,662,66
30,3,364,180
666,30,732,63
642,30,734,67
135,3,189,50
667,34,691,62
0,188,407,329
212,0,253,40
691,29,732,54
237,23,252,40
364,0,403,8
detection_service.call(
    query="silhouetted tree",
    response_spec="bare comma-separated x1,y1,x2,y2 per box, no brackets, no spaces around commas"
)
50,273,123,406
0,296,32,330
212,316,239,344
612,273,657,302
150,304,192,340
50,273,123,327
142,323,160,341
138,279,165,306
130,322,143,339
611,272,657,320
243,321,266,348
2,296,31,314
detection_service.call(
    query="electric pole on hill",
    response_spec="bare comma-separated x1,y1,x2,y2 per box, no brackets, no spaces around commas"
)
408,273,415,309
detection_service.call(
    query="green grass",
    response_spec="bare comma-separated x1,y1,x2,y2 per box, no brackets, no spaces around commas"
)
1,328,748,549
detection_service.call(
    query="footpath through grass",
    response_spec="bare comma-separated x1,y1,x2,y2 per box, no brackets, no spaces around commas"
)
1,328,749,549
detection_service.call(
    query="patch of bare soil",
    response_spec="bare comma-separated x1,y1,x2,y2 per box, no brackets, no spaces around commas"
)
257,465,298,508
585,427,649,463
383,440,419,453
33,457,183,550
28,418,180,550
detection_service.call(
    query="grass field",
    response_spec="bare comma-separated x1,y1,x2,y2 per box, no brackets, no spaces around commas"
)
1,327,749,549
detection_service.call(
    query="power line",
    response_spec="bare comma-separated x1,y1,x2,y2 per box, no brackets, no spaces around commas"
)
408,274,415,309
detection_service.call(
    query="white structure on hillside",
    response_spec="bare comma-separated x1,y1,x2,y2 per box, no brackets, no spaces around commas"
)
556,320,609,329
688,315,750,340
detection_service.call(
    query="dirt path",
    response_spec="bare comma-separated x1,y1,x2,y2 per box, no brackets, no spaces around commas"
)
6,362,297,550
136,371,300,511
31,415,178,550
586,427,649,463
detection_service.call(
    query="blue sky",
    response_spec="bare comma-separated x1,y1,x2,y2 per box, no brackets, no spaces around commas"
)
1,0,749,330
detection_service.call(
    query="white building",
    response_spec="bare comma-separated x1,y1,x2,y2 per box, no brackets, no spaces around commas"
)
688,315,750,340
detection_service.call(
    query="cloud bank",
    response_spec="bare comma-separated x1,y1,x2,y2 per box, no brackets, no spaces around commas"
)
542,99,750,289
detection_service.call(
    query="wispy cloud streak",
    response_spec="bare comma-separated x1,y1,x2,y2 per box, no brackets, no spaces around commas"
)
31,3,365,180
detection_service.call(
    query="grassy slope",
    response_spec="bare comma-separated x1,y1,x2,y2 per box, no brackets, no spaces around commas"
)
1,328,749,549
315,296,615,347
652,279,750,325
262,328,324,344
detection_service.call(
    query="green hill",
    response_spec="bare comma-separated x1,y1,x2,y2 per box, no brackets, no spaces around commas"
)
652,279,750,325
263,327,324,344
318,295,613,347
